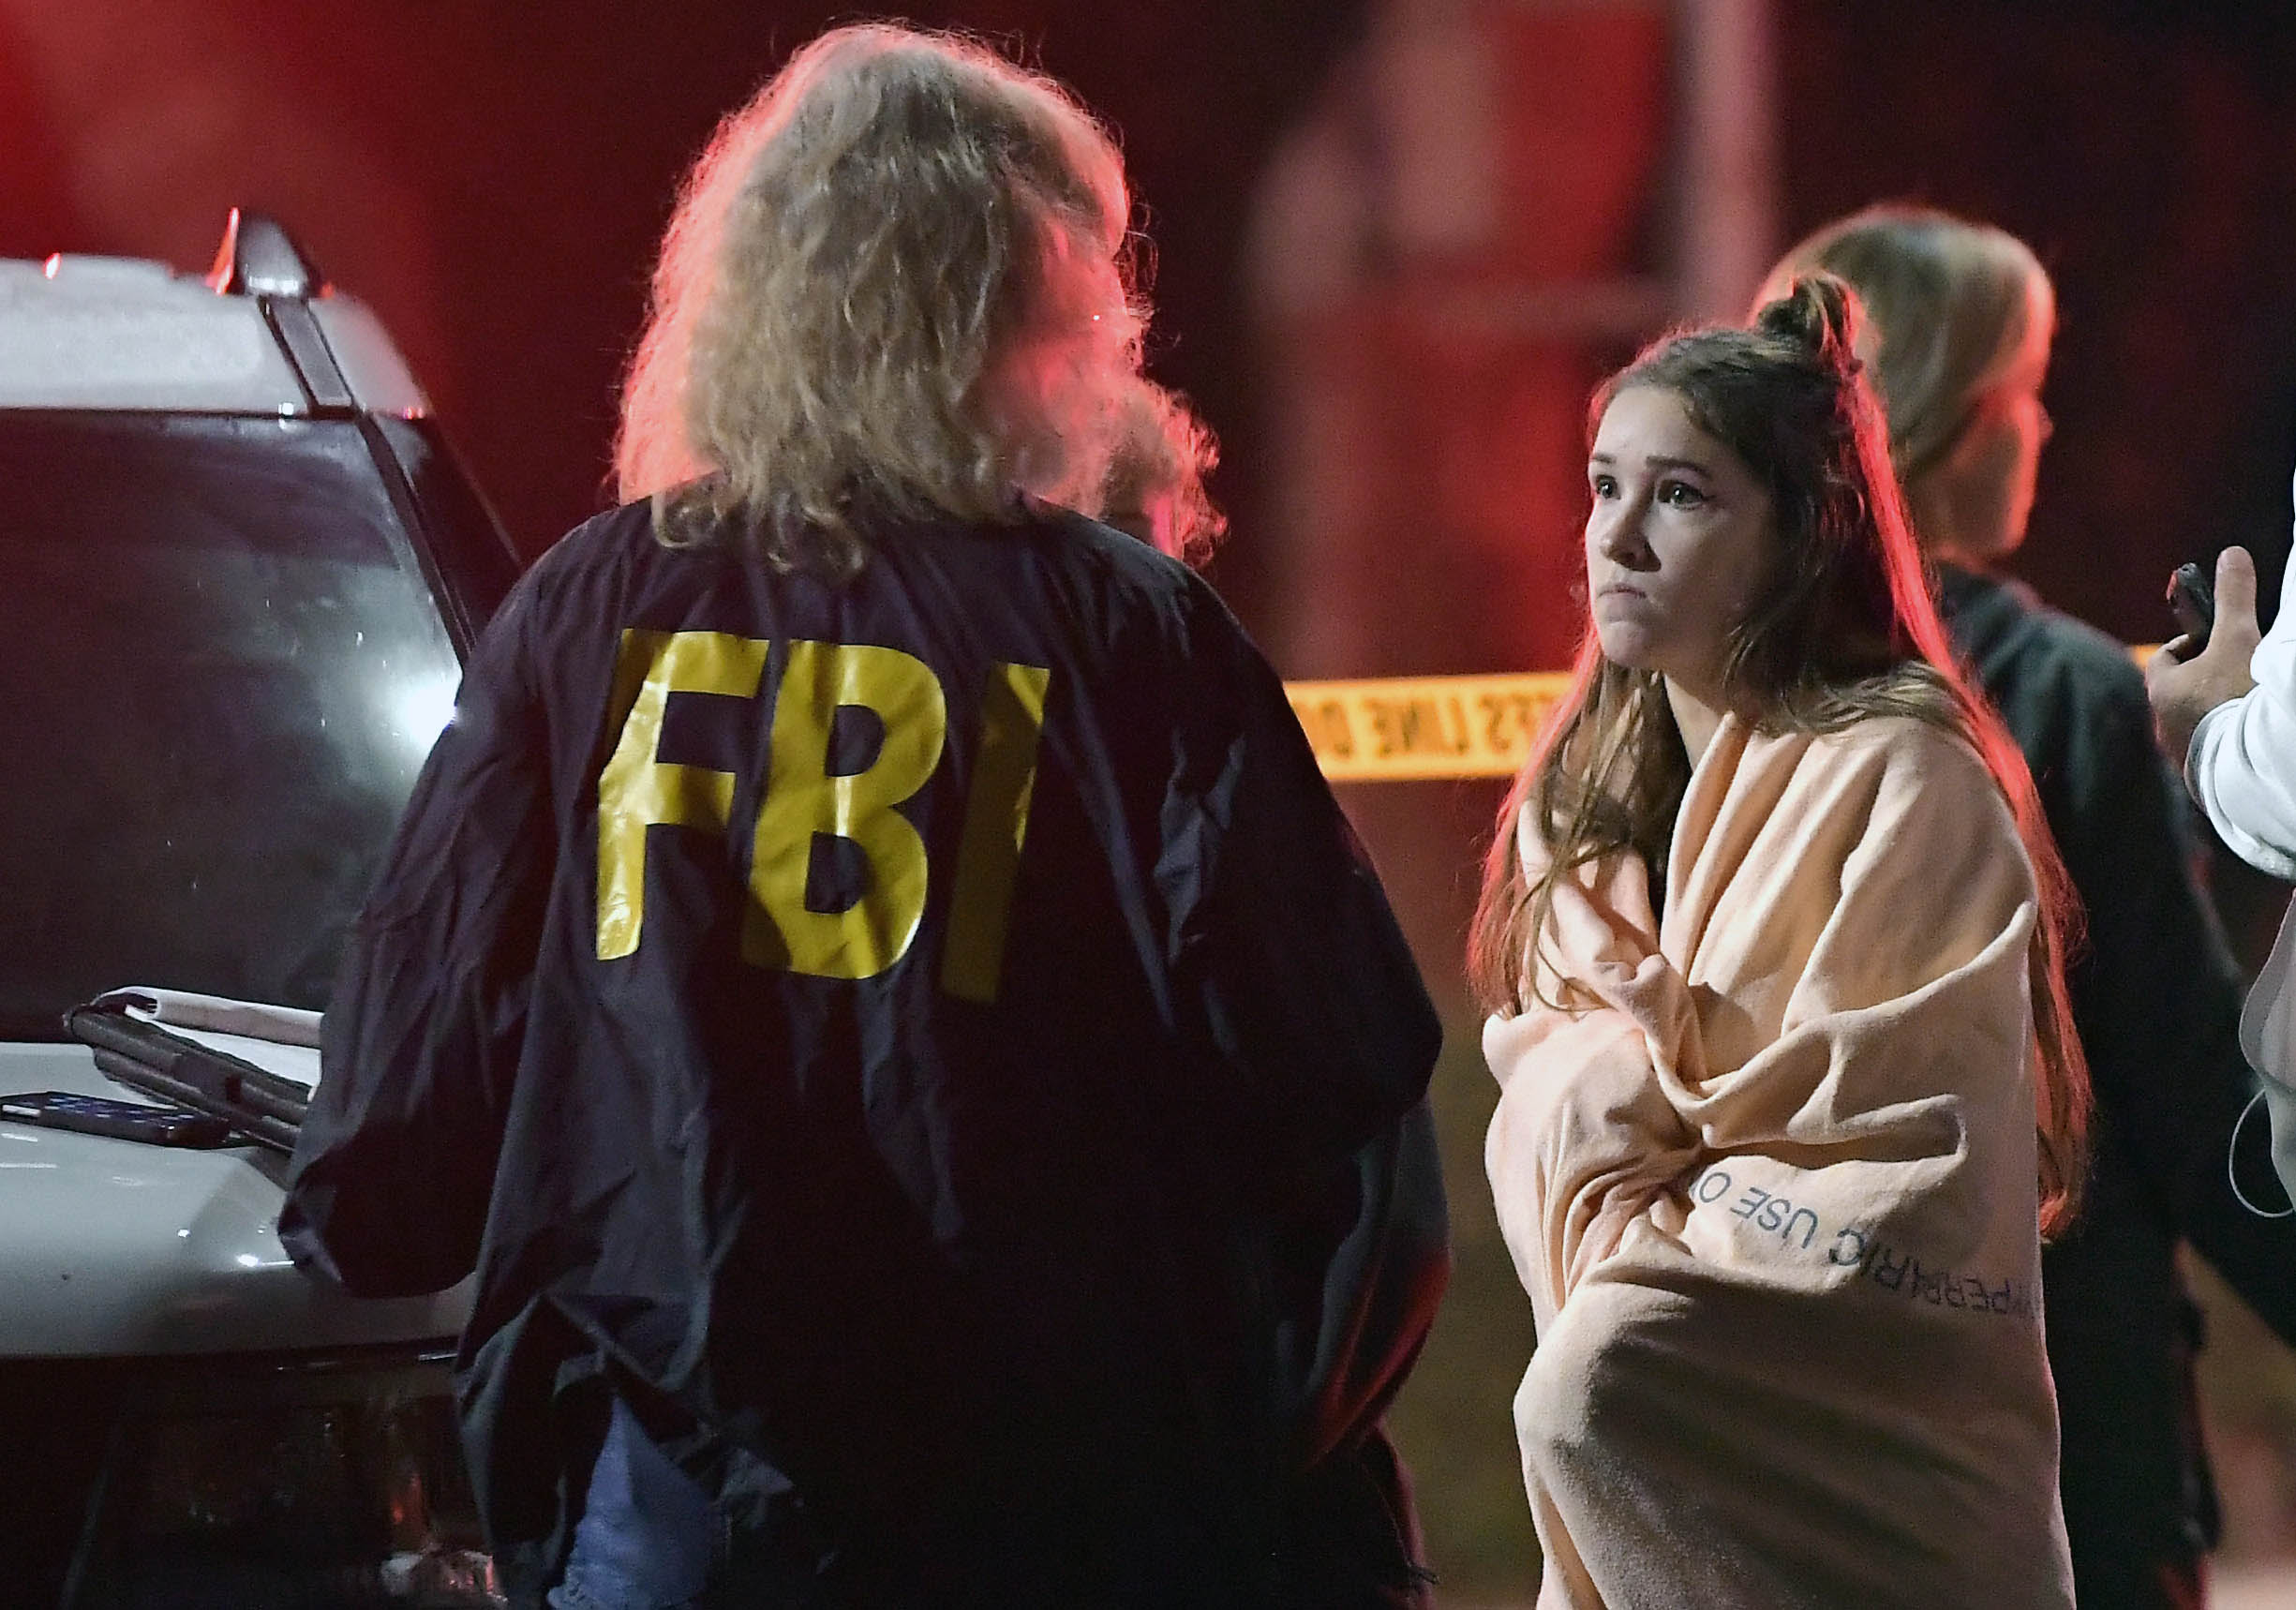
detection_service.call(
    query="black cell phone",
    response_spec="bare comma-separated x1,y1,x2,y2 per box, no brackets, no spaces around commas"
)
0,1091,231,1147
2169,561,2215,649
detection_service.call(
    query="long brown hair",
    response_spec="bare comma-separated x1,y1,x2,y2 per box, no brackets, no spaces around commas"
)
1468,275,2090,1237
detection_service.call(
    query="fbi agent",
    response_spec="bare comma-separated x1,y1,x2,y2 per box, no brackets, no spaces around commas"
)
282,23,1447,1610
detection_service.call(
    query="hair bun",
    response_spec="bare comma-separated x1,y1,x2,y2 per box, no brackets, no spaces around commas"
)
1754,273,1864,378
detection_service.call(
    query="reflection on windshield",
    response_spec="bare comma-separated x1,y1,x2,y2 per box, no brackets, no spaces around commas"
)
0,412,464,1030
381,667,463,766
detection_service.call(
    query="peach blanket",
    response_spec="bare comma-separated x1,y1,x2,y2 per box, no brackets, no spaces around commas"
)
1484,713,2073,1609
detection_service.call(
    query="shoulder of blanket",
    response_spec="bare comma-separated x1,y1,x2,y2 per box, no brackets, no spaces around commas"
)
1748,718,2037,930
1802,713,2006,819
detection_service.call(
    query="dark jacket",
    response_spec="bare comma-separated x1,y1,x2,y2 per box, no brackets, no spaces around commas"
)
1940,563,2296,1609
281,497,1449,1609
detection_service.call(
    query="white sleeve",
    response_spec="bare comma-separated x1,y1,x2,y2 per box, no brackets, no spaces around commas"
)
2186,476,2296,880
2188,695,2296,880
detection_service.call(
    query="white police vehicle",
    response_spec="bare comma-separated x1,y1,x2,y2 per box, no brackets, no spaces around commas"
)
0,214,516,1607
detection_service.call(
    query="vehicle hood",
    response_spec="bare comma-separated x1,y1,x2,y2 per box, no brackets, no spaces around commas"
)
0,1041,469,1355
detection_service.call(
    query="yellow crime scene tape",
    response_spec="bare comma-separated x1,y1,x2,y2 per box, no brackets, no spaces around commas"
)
1290,648,2165,783
1284,674,1574,783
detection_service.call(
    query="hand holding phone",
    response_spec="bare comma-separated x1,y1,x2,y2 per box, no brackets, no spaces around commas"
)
2148,546,2262,762
2169,561,2215,651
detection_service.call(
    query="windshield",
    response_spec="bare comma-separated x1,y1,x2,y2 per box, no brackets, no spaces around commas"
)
0,412,466,1036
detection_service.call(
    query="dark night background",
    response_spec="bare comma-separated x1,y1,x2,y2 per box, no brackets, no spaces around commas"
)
0,0,1367,590
5,1,2291,636
13,0,2296,1593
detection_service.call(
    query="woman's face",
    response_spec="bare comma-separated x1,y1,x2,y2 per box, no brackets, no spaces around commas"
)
1585,385,1779,699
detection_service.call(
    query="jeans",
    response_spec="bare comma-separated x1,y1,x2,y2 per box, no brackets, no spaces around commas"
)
548,1396,720,1610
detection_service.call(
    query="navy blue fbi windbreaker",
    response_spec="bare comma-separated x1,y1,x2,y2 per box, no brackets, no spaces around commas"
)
280,497,1449,1609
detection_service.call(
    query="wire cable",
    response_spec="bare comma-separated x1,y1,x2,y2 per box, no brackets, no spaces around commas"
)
2229,1087,2296,1219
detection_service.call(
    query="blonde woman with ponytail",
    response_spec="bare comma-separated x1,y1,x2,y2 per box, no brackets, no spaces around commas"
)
1771,203,2286,1610
1475,276,2086,1607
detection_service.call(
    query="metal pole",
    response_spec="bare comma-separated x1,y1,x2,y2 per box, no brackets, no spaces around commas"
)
1675,0,1781,322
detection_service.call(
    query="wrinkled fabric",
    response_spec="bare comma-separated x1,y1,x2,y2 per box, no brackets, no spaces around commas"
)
281,496,1447,1609
1484,714,2073,1610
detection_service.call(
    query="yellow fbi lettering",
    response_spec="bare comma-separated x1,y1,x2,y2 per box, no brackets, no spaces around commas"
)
595,629,1050,997
746,640,944,977
595,631,768,961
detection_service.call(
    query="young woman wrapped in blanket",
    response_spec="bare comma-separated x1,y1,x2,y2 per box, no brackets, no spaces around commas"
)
1473,276,2093,1609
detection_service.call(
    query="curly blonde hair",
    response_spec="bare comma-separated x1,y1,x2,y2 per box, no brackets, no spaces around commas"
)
615,22,1147,569
1099,378,1227,566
